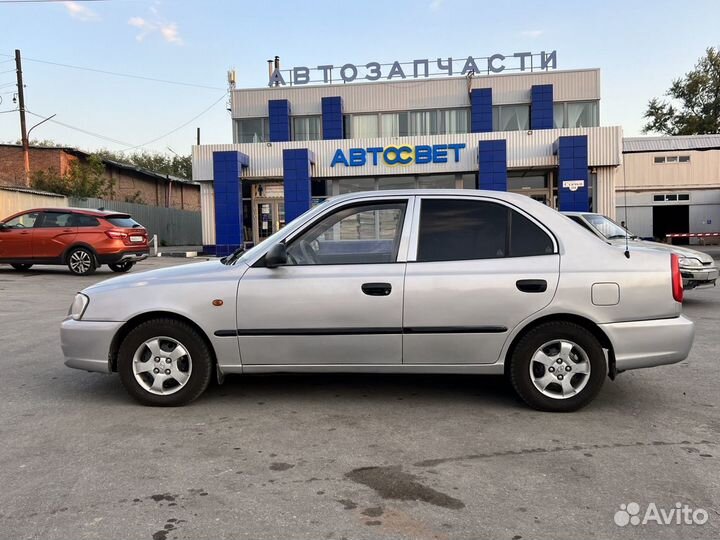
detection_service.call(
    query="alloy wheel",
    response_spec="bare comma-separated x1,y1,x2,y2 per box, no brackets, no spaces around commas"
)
132,336,193,395
529,339,591,399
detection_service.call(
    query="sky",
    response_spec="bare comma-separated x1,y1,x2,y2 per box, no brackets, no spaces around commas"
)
1,0,719,158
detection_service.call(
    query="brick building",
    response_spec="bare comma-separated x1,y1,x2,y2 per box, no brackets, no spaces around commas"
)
0,144,200,211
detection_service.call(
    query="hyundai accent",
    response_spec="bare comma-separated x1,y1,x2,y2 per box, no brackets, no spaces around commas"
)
61,190,694,411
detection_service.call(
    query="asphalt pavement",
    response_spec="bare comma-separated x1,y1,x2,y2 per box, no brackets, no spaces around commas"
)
0,258,718,540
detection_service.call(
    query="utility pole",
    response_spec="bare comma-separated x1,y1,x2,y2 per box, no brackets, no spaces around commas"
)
15,49,30,186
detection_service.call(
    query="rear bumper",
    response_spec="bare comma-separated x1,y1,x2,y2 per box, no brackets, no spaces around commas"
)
681,266,718,289
97,250,148,265
600,315,694,372
60,318,123,373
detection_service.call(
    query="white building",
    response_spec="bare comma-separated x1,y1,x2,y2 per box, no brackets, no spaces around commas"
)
617,135,720,241
193,61,624,254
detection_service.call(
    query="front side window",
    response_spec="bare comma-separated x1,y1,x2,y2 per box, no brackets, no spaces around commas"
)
293,116,321,141
417,199,553,262
286,202,406,265
38,212,74,228
234,118,269,143
4,212,38,229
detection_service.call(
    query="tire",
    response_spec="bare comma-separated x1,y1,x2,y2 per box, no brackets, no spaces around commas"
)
117,318,213,406
509,321,606,412
10,263,32,271
66,247,97,276
109,261,135,273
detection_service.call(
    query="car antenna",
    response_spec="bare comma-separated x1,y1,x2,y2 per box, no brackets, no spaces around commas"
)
97,206,104,211
622,164,630,259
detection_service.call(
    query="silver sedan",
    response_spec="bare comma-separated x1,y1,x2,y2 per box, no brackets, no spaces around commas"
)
61,190,695,411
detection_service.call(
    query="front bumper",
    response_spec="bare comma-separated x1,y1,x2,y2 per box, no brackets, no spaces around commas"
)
681,266,718,289
60,318,124,373
600,315,694,372
97,250,148,265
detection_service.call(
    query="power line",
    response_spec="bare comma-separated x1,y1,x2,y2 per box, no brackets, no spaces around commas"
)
122,93,227,151
24,92,227,152
0,52,225,91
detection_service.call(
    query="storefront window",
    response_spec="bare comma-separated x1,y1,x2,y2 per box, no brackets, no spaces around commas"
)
339,177,375,194
508,172,548,190
234,118,269,143
293,116,322,141
378,176,415,190
346,114,379,139
553,101,600,128
409,109,470,136
380,112,409,137
418,174,456,189
567,101,599,128
493,105,530,131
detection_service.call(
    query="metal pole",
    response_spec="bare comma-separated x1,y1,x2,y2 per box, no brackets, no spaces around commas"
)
15,49,29,186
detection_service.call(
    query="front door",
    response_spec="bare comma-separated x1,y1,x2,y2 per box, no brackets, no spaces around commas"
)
0,211,39,260
236,198,411,365
403,196,560,364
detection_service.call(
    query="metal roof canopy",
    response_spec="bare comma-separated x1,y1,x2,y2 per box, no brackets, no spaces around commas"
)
623,134,720,153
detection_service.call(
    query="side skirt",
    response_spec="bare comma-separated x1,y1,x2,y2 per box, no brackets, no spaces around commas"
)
219,363,505,375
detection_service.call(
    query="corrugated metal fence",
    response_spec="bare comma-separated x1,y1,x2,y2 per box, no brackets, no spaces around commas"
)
69,197,202,246
0,187,68,218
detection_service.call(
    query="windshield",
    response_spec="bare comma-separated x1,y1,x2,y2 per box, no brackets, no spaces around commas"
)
582,214,636,240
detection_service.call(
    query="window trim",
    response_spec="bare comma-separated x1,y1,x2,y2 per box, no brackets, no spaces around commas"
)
255,197,415,267
406,195,558,262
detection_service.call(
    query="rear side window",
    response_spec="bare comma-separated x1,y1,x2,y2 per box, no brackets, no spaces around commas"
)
417,199,554,262
106,216,141,228
72,215,100,227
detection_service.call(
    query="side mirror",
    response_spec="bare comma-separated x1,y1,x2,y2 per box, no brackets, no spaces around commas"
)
265,243,288,268
0,223,8,231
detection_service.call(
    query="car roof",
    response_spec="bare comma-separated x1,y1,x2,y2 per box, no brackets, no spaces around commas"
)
13,207,130,217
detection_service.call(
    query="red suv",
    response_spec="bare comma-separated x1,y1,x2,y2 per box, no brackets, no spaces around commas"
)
0,207,148,275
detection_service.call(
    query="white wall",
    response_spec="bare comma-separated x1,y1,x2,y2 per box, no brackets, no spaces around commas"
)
231,69,601,117
0,188,68,220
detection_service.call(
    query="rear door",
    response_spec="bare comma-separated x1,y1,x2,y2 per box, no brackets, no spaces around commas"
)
33,211,77,260
0,211,39,259
402,196,560,364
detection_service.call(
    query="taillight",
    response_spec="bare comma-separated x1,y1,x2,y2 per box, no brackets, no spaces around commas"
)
671,253,683,303
105,230,127,240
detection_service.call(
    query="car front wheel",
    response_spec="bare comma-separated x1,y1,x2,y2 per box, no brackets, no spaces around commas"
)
109,261,135,273
509,321,606,412
67,247,97,276
117,318,213,406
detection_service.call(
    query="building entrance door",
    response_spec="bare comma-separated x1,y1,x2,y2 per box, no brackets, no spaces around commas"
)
653,205,689,244
253,200,285,244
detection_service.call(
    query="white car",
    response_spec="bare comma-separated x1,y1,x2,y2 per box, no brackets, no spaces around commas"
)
564,212,718,290
61,191,694,411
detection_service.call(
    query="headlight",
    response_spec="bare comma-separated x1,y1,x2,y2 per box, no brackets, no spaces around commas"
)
678,257,703,268
68,293,89,320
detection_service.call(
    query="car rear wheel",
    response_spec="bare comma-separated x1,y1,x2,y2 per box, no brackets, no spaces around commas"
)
67,247,97,276
109,261,135,273
509,321,606,412
10,263,32,271
117,319,213,406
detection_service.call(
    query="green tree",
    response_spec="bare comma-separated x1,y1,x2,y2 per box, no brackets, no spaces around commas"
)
31,154,110,198
643,47,720,135
97,150,192,179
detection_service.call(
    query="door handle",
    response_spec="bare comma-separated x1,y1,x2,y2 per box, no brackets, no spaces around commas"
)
19,231,30,235
516,279,547,293
362,282,392,296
